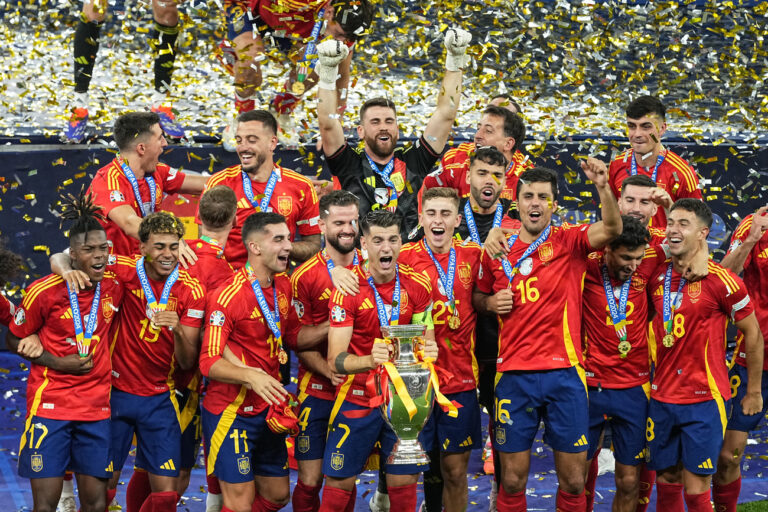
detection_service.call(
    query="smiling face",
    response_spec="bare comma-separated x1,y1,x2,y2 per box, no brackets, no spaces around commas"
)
468,158,507,211
473,113,513,154
619,184,658,225
516,181,556,236
245,222,293,274
357,105,399,159
236,120,277,174
420,197,460,252
140,232,180,280
321,204,359,255
70,230,110,284
361,224,401,278
627,114,666,156
604,244,646,282
665,208,709,258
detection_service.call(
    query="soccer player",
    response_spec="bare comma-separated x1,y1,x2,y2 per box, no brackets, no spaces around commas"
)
608,96,702,228
6,191,123,512
646,199,763,512
200,212,299,512
0,241,22,327
422,105,530,202
581,215,667,512
489,93,522,114
617,174,672,246
399,187,482,512
473,161,622,511
713,206,768,512
201,109,321,267
88,112,205,259
315,28,471,240
289,190,361,512
65,0,187,141
220,0,373,146
319,209,438,512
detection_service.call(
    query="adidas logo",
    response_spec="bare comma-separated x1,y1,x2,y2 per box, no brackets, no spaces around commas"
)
60,310,73,320
573,435,588,447
698,458,713,470
105,461,113,472
359,298,374,310
160,459,176,471
758,248,768,260
459,436,473,448
319,288,332,301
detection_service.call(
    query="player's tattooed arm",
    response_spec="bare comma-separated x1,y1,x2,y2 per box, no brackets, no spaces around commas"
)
734,312,765,416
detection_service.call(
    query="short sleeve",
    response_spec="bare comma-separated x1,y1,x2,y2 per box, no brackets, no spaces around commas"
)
199,289,236,376
291,271,316,327
156,164,186,195
9,287,45,339
718,272,754,323
329,290,355,328
0,294,15,328
476,251,495,295
297,180,321,237
325,143,362,185
180,287,206,328
89,171,133,218
562,223,595,257
727,216,754,268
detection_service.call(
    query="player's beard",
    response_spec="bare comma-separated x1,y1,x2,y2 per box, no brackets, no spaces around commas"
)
240,151,267,174
364,131,397,160
471,185,501,210
326,231,358,254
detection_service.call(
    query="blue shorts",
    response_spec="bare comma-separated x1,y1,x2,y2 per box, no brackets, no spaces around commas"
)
202,407,288,483
727,364,768,432
646,398,729,474
493,367,589,453
322,400,429,478
421,389,482,453
295,395,333,461
111,388,182,477
18,416,112,479
177,388,202,469
587,384,650,465
225,0,292,51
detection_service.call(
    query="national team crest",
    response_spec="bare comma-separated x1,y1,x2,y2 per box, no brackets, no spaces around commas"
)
297,435,310,454
277,196,293,217
687,281,701,299
398,291,408,311
102,297,114,320
167,297,177,312
631,276,646,291
237,456,251,475
278,292,289,316
14,308,25,325
330,451,344,470
210,310,226,327
391,171,405,193
331,305,346,323
458,264,472,287
538,242,553,262
494,426,506,445
31,454,43,472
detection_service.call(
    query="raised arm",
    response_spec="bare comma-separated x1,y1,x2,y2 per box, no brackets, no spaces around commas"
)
422,28,471,153
582,157,622,249
720,207,768,274
315,40,350,157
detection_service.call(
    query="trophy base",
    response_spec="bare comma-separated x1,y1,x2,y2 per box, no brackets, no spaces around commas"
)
386,439,430,465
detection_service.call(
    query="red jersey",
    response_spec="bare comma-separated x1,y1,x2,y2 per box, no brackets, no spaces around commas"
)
200,270,298,416
648,226,667,247
727,215,768,370
1,294,14,327
89,158,186,257
291,250,361,401
649,261,753,404
328,264,433,407
201,165,320,267
109,255,206,396
423,142,533,201
477,224,595,371
608,149,701,229
10,273,123,420
399,239,481,394
582,246,667,388
186,238,236,293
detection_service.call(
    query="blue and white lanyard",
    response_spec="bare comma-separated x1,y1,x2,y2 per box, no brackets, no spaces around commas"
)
242,168,279,212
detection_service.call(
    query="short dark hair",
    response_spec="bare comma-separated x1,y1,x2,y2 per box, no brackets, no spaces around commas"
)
625,95,666,121
470,146,508,169
359,97,397,124
360,209,402,235
139,211,185,243
113,112,161,151
670,198,713,228
620,174,657,193
516,167,558,200
198,186,237,229
422,187,460,210
482,106,525,152
332,0,374,41
609,215,650,251
0,240,22,283
319,190,360,219
241,212,287,245
490,93,522,114
236,109,278,135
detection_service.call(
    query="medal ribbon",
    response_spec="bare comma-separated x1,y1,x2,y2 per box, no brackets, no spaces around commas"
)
662,262,687,336
464,201,504,246
117,154,156,217
242,168,279,212
422,241,456,315
200,235,222,247
629,149,666,183
367,267,400,328
500,225,551,284
246,264,283,357
323,249,359,279
136,256,179,314
66,281,102,357
364,154,398,210
296,8,326,85
600,264,631,342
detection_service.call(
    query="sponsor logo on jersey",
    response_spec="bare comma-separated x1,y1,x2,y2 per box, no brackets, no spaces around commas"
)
210,310,226,326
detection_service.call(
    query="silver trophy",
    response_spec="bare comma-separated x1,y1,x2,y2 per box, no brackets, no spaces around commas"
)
377,324,435,465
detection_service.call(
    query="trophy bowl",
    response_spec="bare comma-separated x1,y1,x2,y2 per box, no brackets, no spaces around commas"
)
376,324,435,465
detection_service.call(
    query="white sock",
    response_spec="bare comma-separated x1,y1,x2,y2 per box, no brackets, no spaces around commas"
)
60,477,75,498
205,492,223,512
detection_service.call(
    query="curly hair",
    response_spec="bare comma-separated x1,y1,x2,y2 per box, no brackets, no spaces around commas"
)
138,211,185,243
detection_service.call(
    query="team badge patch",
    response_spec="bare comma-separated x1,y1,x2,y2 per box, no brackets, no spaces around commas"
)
631,276,646,291
330,451,344,470
538,242,553,262
494,426,506,445
331,305,346,323
14,308,25,325
277,196,293,217
109,190,125,202
391,172,405,192
297,435,310,453
102,297,114,320
278,292,289,316
687,281,701,299
237,456,251,475
458,264,472,287
293,299,305,319
399,291,408,311
31,454,43,472
210,310,226,327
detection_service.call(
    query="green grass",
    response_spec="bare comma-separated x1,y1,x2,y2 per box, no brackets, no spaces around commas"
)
738,501,768,511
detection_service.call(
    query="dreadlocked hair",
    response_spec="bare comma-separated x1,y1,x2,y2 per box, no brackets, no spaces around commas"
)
0,239,22,283
138,211,185,243
60,187,106,241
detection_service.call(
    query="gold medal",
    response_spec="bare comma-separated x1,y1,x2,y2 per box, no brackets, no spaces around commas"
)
278,349,288,365
618,340,631,357
448,313,460,330
662,334,675,348
292,81,305,95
